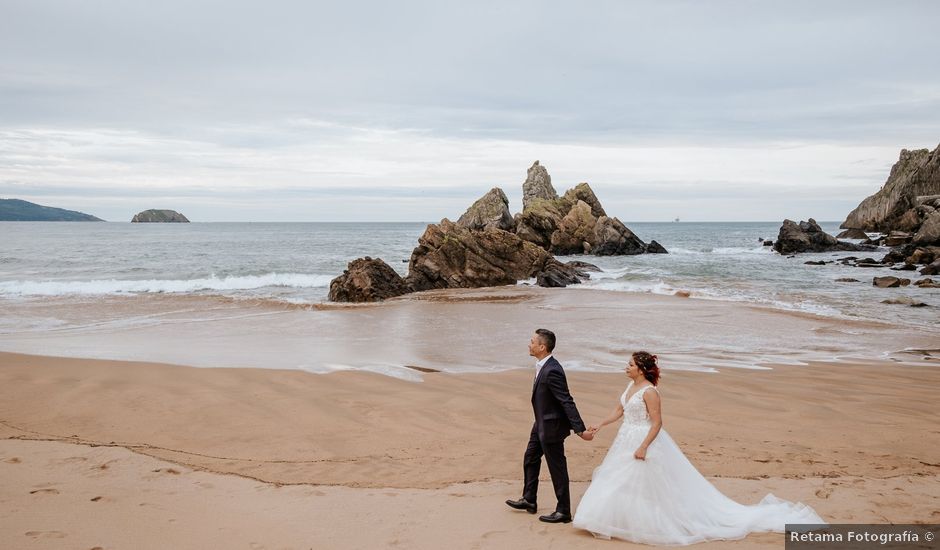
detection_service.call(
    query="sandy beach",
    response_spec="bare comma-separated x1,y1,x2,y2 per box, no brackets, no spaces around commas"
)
1,289,939,549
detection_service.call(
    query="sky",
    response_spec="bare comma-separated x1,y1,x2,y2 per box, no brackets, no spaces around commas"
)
1,1,939,222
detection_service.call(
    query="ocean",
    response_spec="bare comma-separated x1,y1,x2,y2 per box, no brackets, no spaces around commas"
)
1,220,935,328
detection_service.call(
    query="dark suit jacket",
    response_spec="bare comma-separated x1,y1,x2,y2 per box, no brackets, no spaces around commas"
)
531,356,586,443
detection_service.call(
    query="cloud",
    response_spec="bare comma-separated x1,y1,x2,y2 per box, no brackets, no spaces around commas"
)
1,1,938,220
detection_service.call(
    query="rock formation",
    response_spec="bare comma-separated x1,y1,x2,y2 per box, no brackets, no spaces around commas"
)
406,219,584,292
773,219,873,254
521,161,559,210
456,187,515,231
841,144,940,234
513,161,664,256
328,161,667,302
328,257,411,302
131,209,190,223
836,228,868,239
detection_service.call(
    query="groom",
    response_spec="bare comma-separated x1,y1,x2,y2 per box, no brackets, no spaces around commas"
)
506,328,591,524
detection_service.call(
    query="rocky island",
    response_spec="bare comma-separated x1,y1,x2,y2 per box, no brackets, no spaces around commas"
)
329,161,666,302
131,209,190,223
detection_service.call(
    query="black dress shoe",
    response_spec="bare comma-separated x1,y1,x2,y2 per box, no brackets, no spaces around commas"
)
538,511,572,523
505,498,537,514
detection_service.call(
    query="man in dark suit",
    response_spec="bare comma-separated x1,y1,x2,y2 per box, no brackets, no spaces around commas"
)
506,328,591,523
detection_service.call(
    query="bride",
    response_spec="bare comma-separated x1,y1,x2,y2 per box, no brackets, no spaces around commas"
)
573,351,825,545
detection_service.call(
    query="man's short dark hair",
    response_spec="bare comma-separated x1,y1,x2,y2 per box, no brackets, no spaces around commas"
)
535,328,556,353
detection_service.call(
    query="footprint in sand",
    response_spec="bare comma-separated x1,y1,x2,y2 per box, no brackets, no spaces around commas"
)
4,457,22,464
55,456,88,465
90,496,103,502
815,488,832,499
95,460,118,471
24,530,67,539
29,488,60,495
152,468,181,475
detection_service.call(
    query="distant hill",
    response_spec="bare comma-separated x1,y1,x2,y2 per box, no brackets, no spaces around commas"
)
0,199,104,221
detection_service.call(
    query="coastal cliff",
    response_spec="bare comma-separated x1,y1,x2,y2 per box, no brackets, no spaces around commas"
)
841,144,940,233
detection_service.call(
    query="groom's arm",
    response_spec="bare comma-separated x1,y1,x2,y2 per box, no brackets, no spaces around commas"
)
546,368,587,434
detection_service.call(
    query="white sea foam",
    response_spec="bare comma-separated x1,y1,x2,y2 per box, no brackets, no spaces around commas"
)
0,273,335,296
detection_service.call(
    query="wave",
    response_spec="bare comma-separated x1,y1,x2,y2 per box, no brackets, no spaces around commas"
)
667,246,774,255
0,273,335,296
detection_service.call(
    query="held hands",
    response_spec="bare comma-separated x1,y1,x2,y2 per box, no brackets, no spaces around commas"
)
579,426,600,441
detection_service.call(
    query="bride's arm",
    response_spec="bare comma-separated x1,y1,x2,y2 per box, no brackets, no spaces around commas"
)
634,390,663,460
591,403,624,433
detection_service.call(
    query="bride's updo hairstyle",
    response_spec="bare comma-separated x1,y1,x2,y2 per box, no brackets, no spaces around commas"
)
632,351,660,386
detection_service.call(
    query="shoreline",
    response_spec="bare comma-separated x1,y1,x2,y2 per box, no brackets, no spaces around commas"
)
1,287,937,379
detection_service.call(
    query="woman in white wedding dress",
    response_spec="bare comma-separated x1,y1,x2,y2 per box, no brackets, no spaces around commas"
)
573,351,825,545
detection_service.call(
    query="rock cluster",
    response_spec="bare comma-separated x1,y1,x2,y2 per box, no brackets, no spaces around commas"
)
329,161,664,302
772,219,874,255
513,162,665,256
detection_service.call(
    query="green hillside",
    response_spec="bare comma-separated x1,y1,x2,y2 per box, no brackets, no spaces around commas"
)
0,199,104,221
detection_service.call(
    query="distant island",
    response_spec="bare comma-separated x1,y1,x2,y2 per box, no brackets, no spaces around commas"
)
0,199,103,221
131,209,190,223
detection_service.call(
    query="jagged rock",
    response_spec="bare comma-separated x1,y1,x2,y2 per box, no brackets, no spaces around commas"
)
513,197,570,250
536,259,584,288
921,259,940,276
563,183,607,218
762,240,774,246
913,210,940,245
914,278,939,288
674,290,692,298
884,231,913,247
909,248,936,265
565,260,602,272
835,278,860,282
836,228,869,239
456,187,515,231
805,260,828,265
841,144,940,232
513,162,663,256
881,247,913,264
873,276,907,288
647,240,668,254
592,216,648,255
773,219,871,254
522,160,559,210
891,264,917,271
328,257,410,302
405,219,555,292
551,200,597,254
131,209,189,223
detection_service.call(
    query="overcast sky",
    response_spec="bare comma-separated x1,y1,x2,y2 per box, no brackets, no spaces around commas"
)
1,1,939,222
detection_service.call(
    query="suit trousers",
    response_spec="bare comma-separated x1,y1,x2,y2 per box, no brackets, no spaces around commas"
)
522,425,570,515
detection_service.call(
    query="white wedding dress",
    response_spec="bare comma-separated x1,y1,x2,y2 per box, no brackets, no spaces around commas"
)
573,382,825,545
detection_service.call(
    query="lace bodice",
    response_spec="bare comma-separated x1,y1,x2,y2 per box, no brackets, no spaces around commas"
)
620,381,656,426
